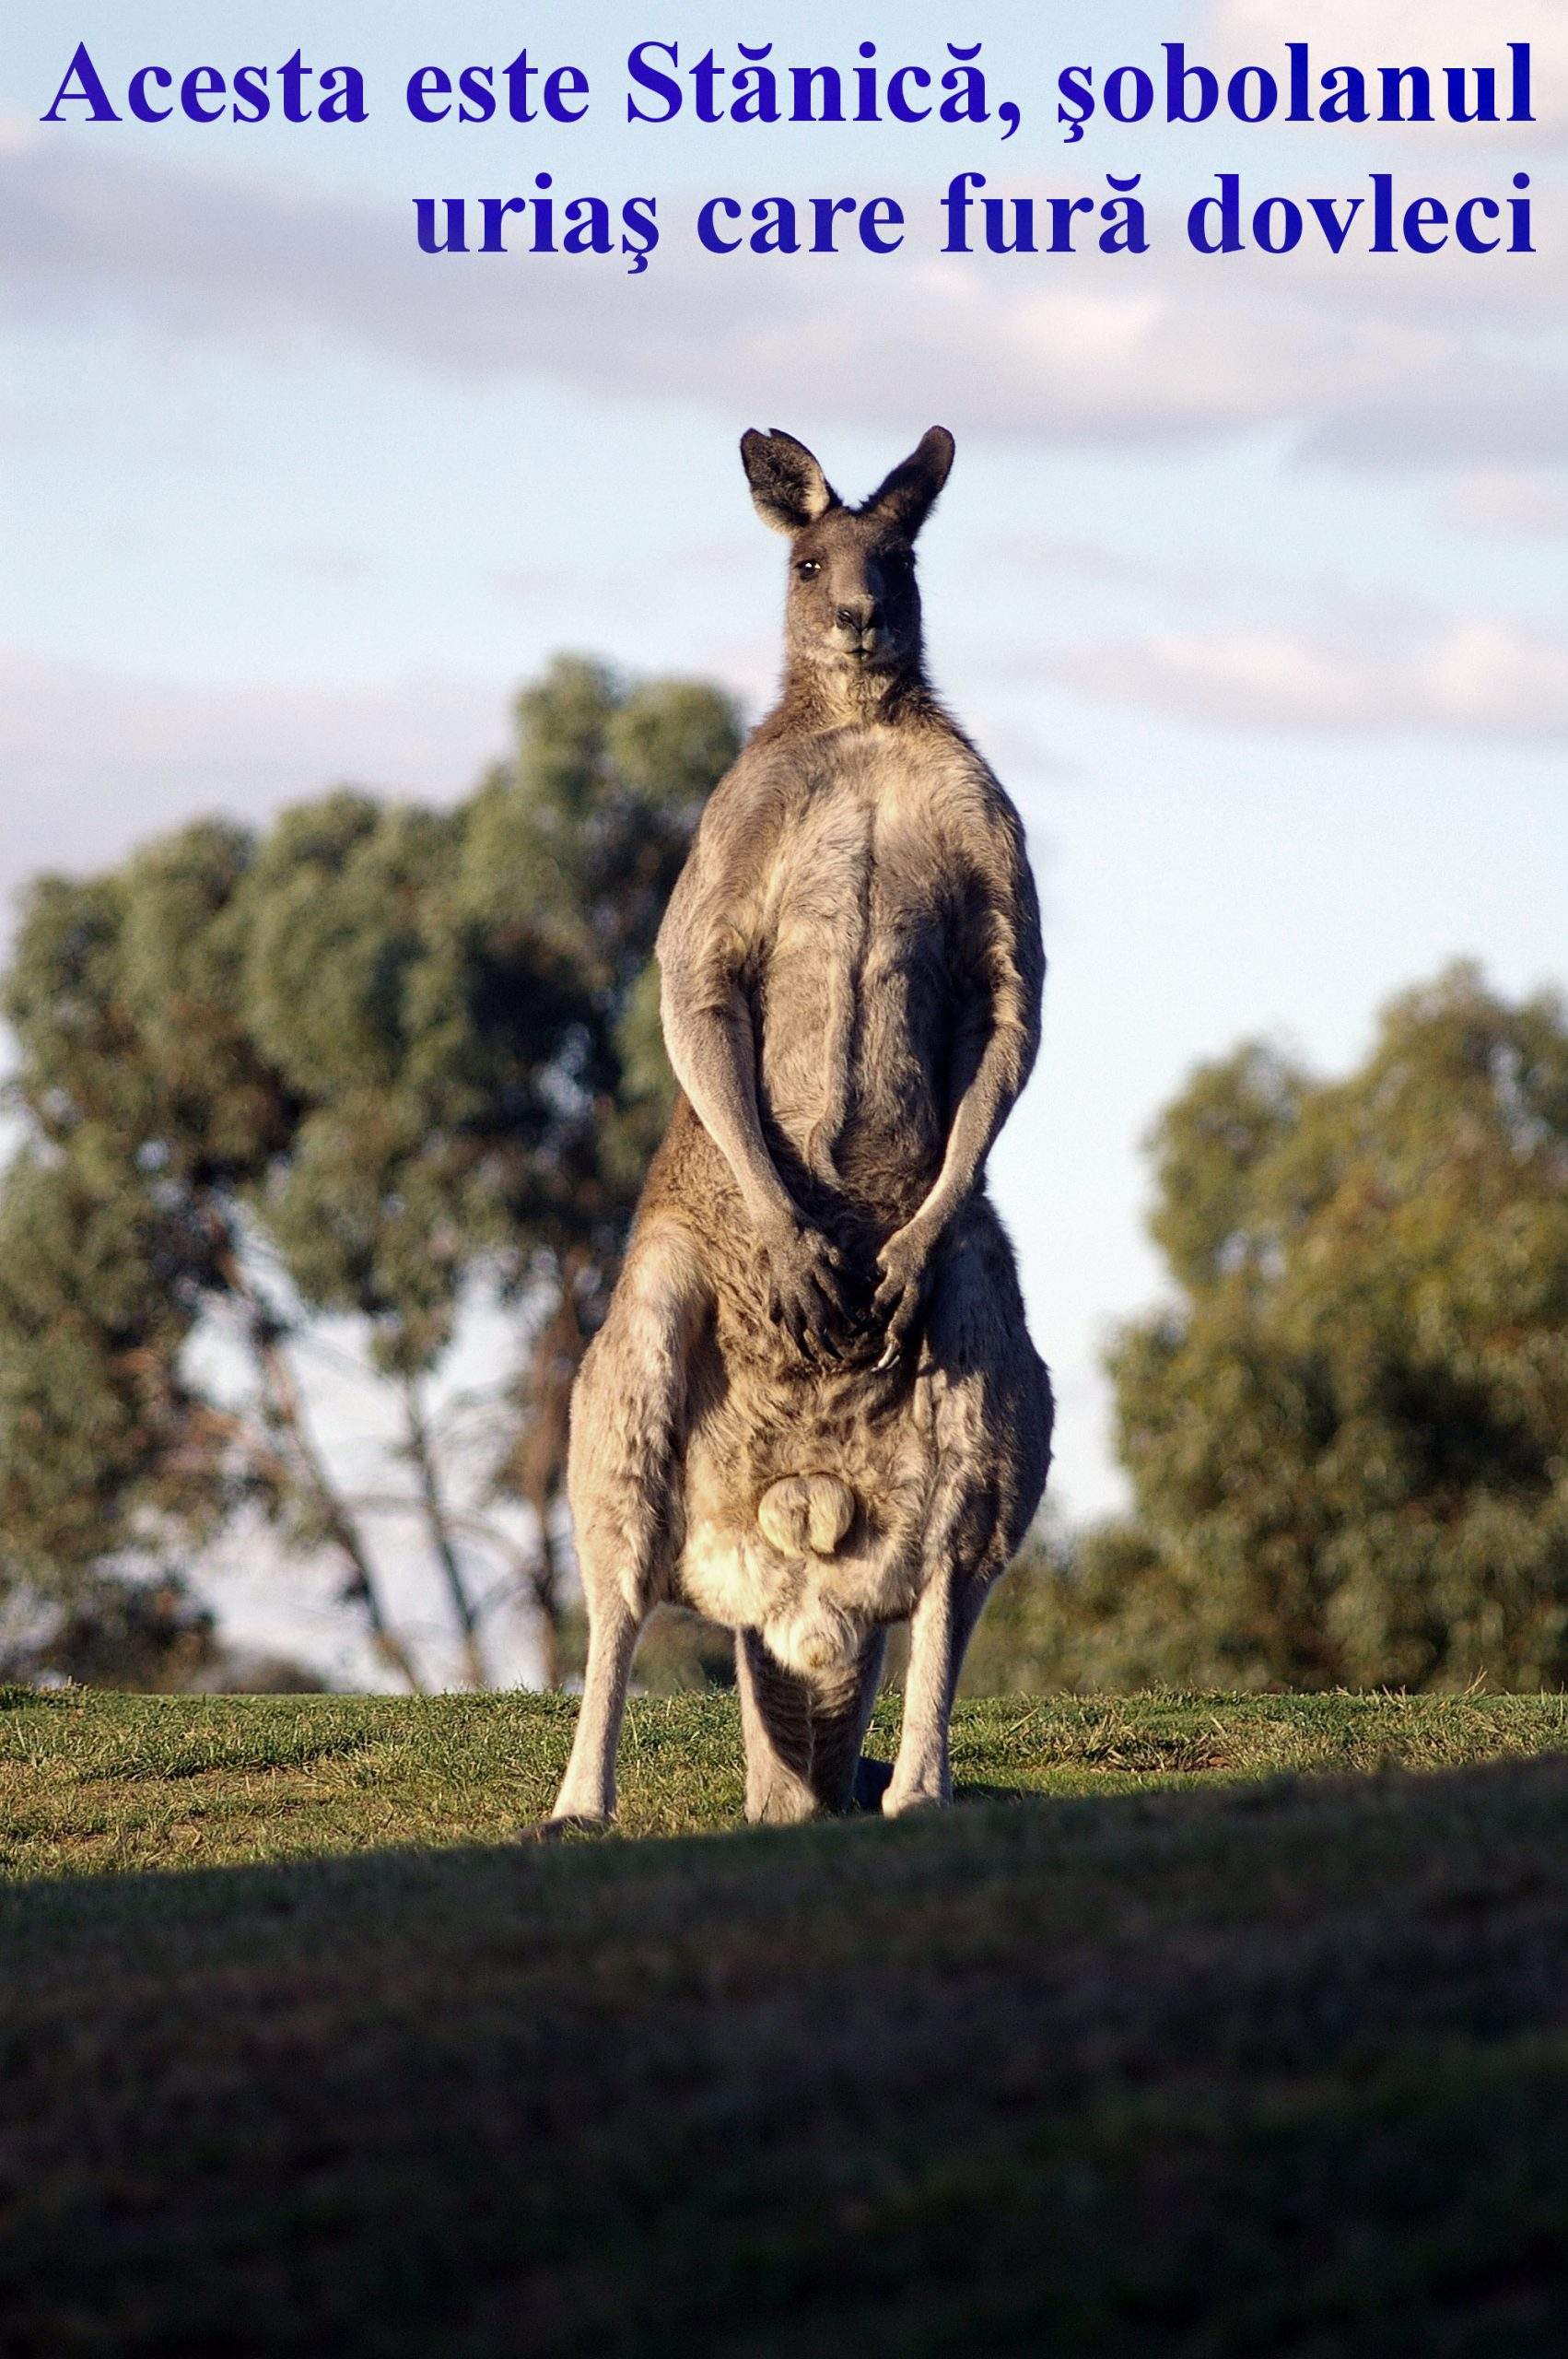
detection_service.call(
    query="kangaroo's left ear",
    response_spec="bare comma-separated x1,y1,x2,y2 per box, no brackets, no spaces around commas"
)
866,427,955,538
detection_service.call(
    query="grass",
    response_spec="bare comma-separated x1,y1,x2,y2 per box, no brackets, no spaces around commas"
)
3,1687,1568,2355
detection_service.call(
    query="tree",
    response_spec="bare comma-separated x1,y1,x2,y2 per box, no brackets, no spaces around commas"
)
0,1567,326,1694
0,656,741,1690
1051,965,1568,1692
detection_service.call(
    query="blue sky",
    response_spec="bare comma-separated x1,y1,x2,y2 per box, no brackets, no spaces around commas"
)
3,1,1565,1678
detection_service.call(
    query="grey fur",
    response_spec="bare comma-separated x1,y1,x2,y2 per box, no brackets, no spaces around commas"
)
547,428,1052,1828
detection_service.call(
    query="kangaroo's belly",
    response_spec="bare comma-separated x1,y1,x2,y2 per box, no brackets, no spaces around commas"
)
759,941,947,1205
753,780,954,1228
673,1349,940,1670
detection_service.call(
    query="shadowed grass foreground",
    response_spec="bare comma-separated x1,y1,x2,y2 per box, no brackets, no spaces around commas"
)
3,1690,1567,2355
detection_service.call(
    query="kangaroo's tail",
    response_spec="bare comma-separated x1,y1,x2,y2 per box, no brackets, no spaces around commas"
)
757,1472,856,1559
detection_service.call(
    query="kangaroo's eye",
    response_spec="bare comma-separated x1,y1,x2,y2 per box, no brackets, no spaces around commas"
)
796,559,822,580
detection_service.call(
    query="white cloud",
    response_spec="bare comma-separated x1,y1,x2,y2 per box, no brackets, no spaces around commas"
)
1441,466,1568,536
490,536,755,608
0,648,508,914
5,137,1564,471
1047,611,1568,743
275,543,392,589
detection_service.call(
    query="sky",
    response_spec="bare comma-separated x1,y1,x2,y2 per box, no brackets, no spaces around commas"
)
3,0,1565,1683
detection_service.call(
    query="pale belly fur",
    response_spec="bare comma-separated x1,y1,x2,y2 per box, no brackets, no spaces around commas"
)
673,1367,941,1675
752,746,954,1233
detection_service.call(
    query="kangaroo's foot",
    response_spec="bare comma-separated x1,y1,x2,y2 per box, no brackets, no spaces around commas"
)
746,1774,822,1827
521,1813,613,1845
882,1774,949,1817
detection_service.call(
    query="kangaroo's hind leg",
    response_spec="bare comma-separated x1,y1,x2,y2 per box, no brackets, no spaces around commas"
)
546,1225,707,1828
885,1208,1052,1817
737,1627,886,1825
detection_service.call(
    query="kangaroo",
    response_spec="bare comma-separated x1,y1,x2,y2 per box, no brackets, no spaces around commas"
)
546,425,1052,1828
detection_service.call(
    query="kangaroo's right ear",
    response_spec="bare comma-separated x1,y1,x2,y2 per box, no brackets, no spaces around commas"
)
740,428,840,535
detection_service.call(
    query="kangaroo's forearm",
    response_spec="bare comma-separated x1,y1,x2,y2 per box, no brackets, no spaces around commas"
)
664,991,799,1234
907,883,1042,1247
910,1047,1019,1238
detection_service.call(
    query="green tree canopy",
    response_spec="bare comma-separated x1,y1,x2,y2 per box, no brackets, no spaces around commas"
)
0,655,742,1690
1047,965,1568,1693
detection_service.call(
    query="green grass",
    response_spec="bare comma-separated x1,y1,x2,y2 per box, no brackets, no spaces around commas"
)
4,1689,1568,2355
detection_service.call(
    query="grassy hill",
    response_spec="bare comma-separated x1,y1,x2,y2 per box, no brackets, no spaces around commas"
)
4,1688,1567,2355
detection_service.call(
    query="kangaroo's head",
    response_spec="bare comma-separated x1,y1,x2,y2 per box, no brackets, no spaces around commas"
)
740,426,954,690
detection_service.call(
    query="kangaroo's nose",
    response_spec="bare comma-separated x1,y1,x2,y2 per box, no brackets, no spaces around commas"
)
836,600,880,633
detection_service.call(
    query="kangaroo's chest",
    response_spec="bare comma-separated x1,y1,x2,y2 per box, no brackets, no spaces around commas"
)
750,738,957,1204
760,746,951,994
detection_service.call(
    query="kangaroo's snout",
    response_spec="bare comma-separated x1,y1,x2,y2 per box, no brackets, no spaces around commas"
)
835,598,879,632
757,1472,856,1558
833,600,883,662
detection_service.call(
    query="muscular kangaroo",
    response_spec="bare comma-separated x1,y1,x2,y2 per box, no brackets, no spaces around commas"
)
547,425,1052,1828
